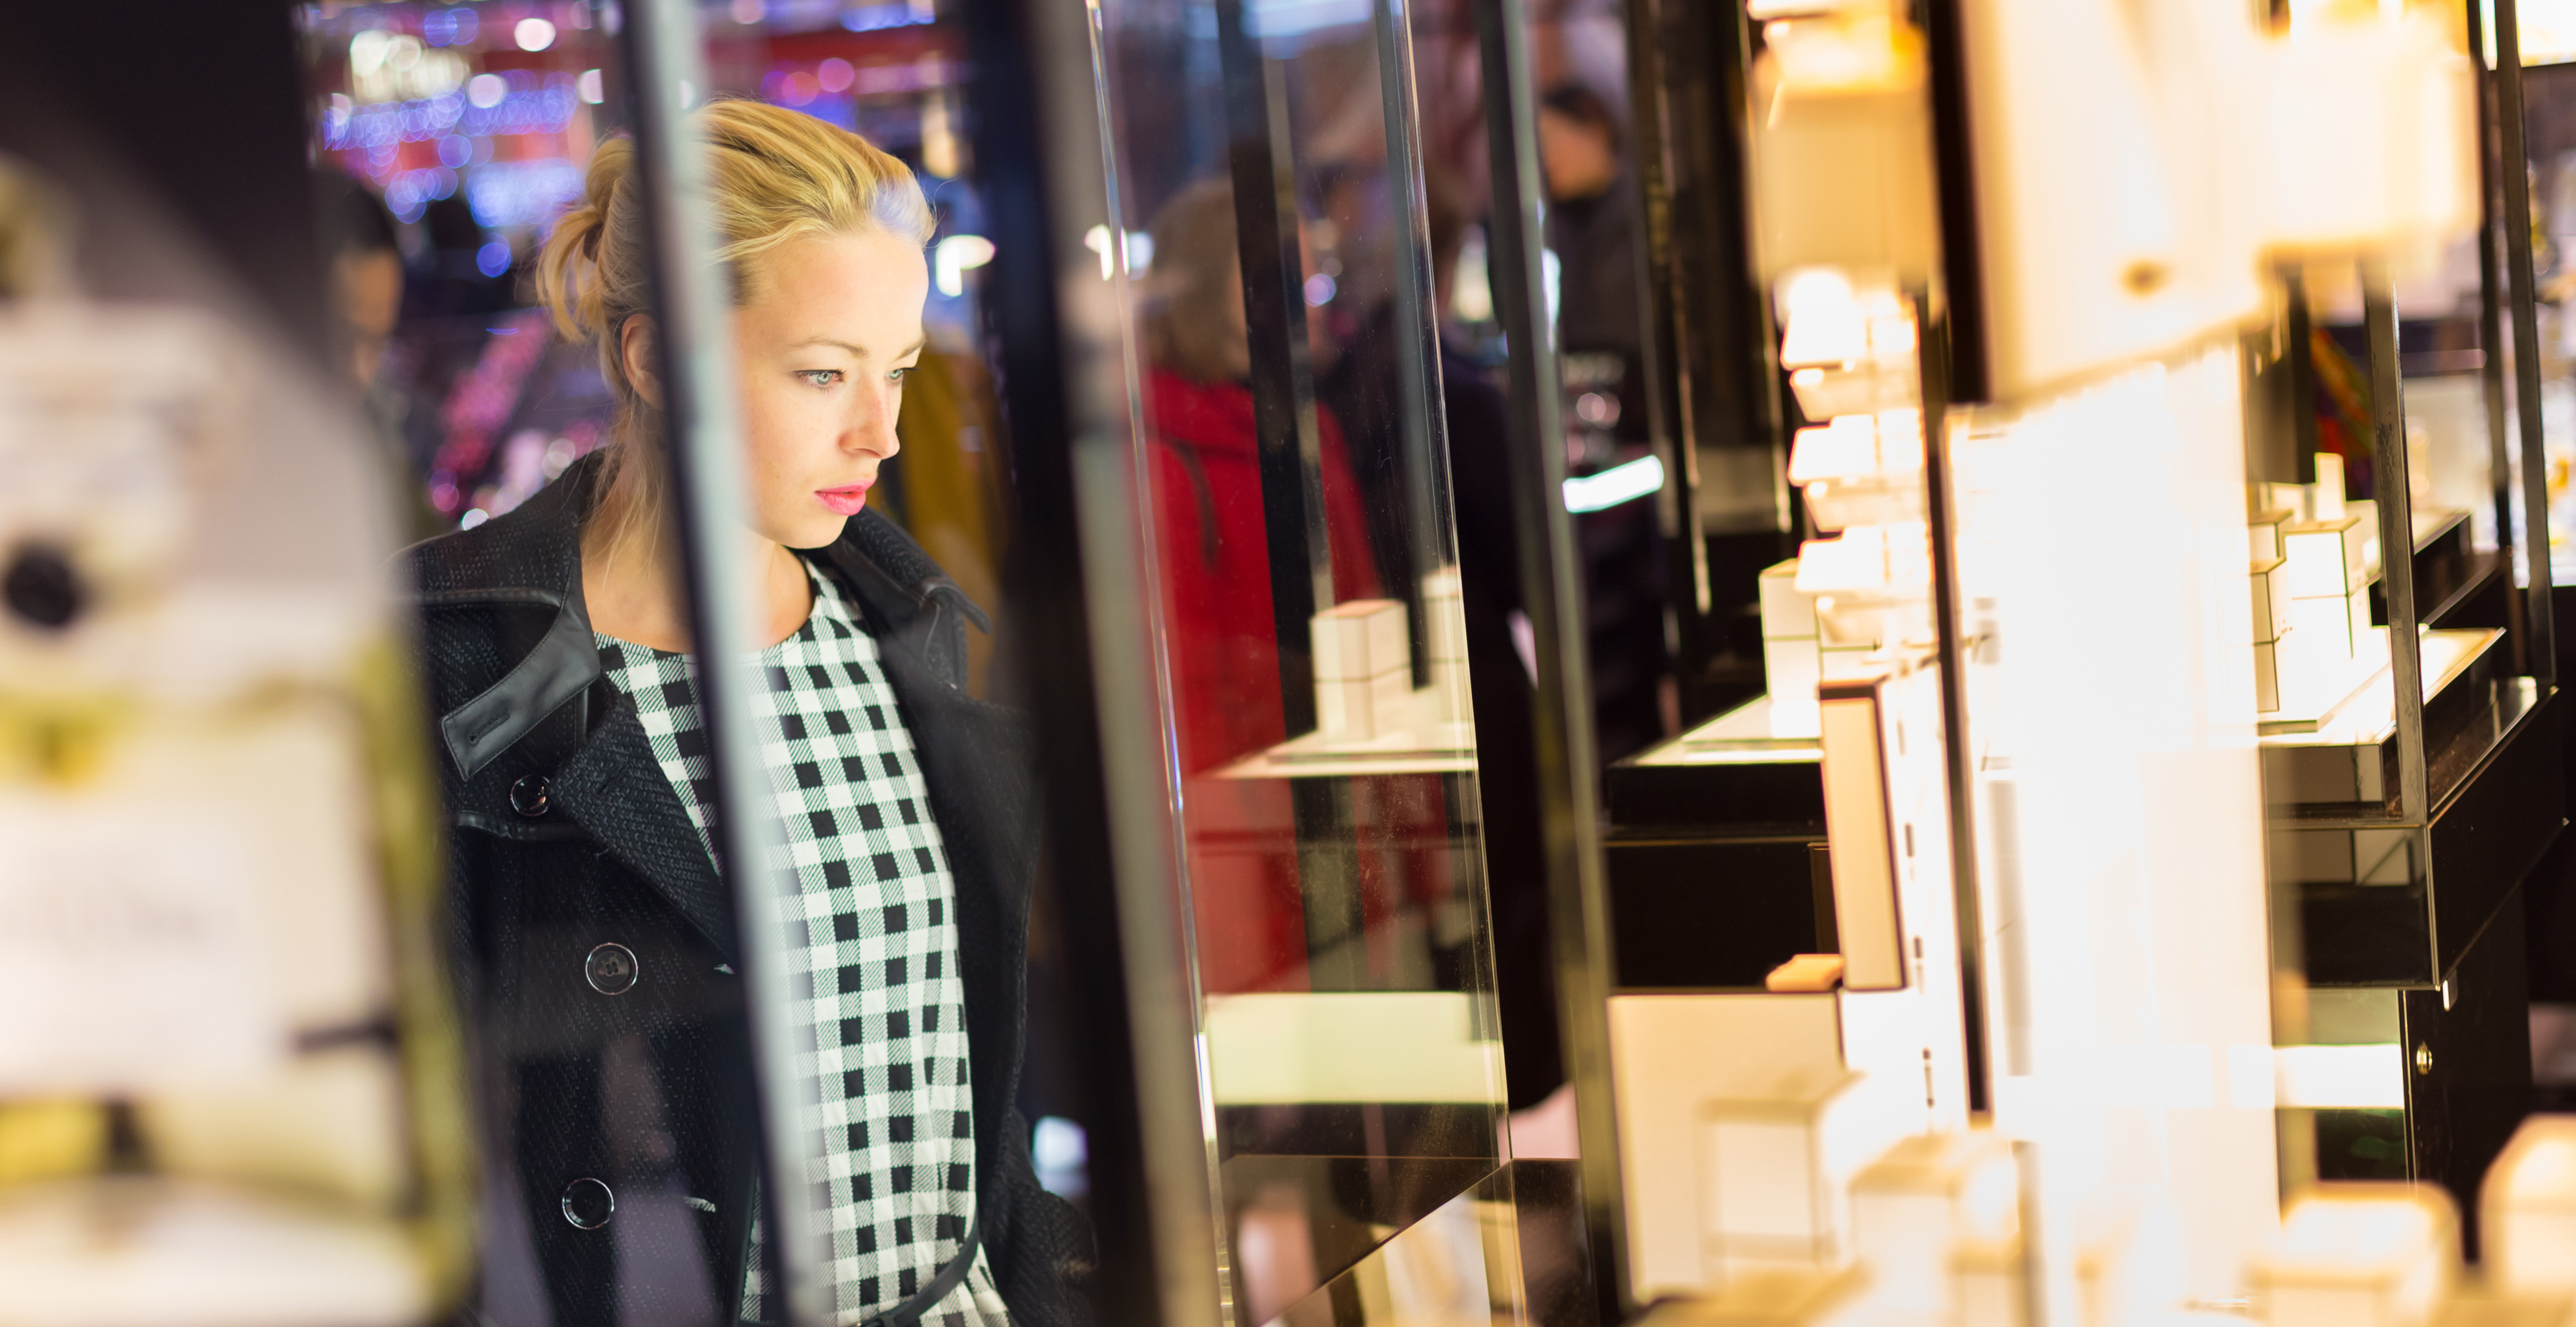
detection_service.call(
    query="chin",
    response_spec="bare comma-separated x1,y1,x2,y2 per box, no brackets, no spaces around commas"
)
765,514,850,551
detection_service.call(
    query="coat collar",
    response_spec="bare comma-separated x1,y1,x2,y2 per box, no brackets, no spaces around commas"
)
413,447,995,961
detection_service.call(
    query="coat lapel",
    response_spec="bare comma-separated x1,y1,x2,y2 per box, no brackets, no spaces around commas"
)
551,689,741,962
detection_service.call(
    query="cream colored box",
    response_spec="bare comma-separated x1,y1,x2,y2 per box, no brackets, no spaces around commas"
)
1765,637,1823,711
1420,569,1468,664
2286,588,2371,661
2255,638,2282,714
1698,1067,1916,1283
1317,669,1409,742
2252,555,2290,643
2483,1115,2576,1298
1312,599,1410,682
2283,515,2369,600
1848,1131,2018,1323
1760,558,1819,641
2255,1185,2457,1327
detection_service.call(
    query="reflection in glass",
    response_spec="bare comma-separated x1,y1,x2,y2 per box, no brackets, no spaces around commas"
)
1088,0,1513,1318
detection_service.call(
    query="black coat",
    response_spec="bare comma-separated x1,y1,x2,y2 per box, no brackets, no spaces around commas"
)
406,452,1091,1326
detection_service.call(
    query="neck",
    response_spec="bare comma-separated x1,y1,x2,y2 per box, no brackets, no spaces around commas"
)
580,459,814,652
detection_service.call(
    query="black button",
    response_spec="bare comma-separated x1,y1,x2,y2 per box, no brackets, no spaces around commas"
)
561,1177,614,1230
585,943,639,995
509,774,552,818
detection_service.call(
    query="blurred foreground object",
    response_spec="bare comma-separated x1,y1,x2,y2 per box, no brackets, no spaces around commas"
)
0,159,472,1326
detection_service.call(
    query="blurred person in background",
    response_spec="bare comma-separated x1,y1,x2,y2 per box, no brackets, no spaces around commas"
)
1535,83,1640,405
406,99,1088,1327
1537,82,1670,764
1140,177,1382,776
316,170,445,541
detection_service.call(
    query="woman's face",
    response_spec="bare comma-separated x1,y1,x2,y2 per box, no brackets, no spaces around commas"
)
731,228,930,550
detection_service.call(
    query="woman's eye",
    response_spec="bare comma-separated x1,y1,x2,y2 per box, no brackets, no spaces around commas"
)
889,366,914,383
799,369,843,388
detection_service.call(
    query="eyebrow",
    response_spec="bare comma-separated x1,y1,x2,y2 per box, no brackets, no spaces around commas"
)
792,336,928,359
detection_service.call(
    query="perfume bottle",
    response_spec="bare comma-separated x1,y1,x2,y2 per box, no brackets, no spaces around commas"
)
0,169,474,1327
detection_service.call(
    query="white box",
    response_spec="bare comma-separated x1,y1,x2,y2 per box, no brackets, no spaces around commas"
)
2483,1115,2576,1297
2254,638,2282,714
1317,669,1409,742
2257,1185,2457,1327
1699,1067,1916,1283
2283,515,2369,600
2285,589,2371,662
1848,1131,2019,1325
1766,637,1823,713
1762,558,1820,641
1312,599,1409,682
1422,572,1468,666
1610,993,1847,1301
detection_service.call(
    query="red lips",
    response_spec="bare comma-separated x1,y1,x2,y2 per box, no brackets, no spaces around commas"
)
817,481,872,516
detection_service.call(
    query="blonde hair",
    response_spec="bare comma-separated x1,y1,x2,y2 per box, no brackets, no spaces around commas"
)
537,99,932,550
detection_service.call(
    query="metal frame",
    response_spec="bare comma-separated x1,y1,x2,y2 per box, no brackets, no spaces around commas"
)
1471,1,1632,1322
611,2,814,1314
962,0,1229,1318
2361,264,2431,826
2494,0,2559,688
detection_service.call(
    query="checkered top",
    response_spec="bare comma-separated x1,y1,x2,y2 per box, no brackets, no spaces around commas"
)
595,560,1007,1326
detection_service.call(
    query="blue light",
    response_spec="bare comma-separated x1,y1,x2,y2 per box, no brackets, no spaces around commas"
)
466,157,586,227
841,1,932,31
437,135,472,168
477,241,512,278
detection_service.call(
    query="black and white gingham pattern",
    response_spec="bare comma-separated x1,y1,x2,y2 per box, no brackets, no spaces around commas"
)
596,562,1006,1326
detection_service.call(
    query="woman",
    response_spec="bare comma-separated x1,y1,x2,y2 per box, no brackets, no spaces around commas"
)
407,100,1088,1326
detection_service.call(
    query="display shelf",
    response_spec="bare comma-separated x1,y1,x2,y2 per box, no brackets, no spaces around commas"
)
1208,691,1476,782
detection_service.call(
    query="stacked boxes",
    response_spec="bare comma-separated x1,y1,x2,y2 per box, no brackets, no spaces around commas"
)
2254,1186,2457,1327
1847,1131,2020,1327
1312,599,1410,742
2279,512,2374,678
1697,1066,1916,1286
2250,507,2292,714
1760,560,1824,735
1420,567,1470,724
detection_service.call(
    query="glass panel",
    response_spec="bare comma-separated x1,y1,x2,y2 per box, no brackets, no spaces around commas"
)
1084,0,1511,1316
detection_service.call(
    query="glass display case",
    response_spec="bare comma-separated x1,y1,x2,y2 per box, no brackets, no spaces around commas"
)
1042,0,1532,1318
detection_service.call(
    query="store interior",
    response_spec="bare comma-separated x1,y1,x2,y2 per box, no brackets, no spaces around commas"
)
9,0,2576,1324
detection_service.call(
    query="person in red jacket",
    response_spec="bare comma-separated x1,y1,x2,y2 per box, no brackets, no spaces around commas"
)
1136,178,1384,998
1138,178,1383,778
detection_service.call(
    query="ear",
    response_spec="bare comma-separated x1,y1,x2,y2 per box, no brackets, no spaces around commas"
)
619,314,665,409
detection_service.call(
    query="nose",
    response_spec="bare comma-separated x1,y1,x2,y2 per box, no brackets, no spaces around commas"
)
848,378,902,460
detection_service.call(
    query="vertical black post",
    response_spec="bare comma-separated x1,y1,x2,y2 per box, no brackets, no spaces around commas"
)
1214,0,1334,732
2363,267,2431,827
1915,293,1989,1118
2471,0,2518,577
966,0,1226,1315
2497,0,2559,685
1919,0,1987,404
614,0,811,1316
1472,0,1629,1319
1369,0,1451,603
